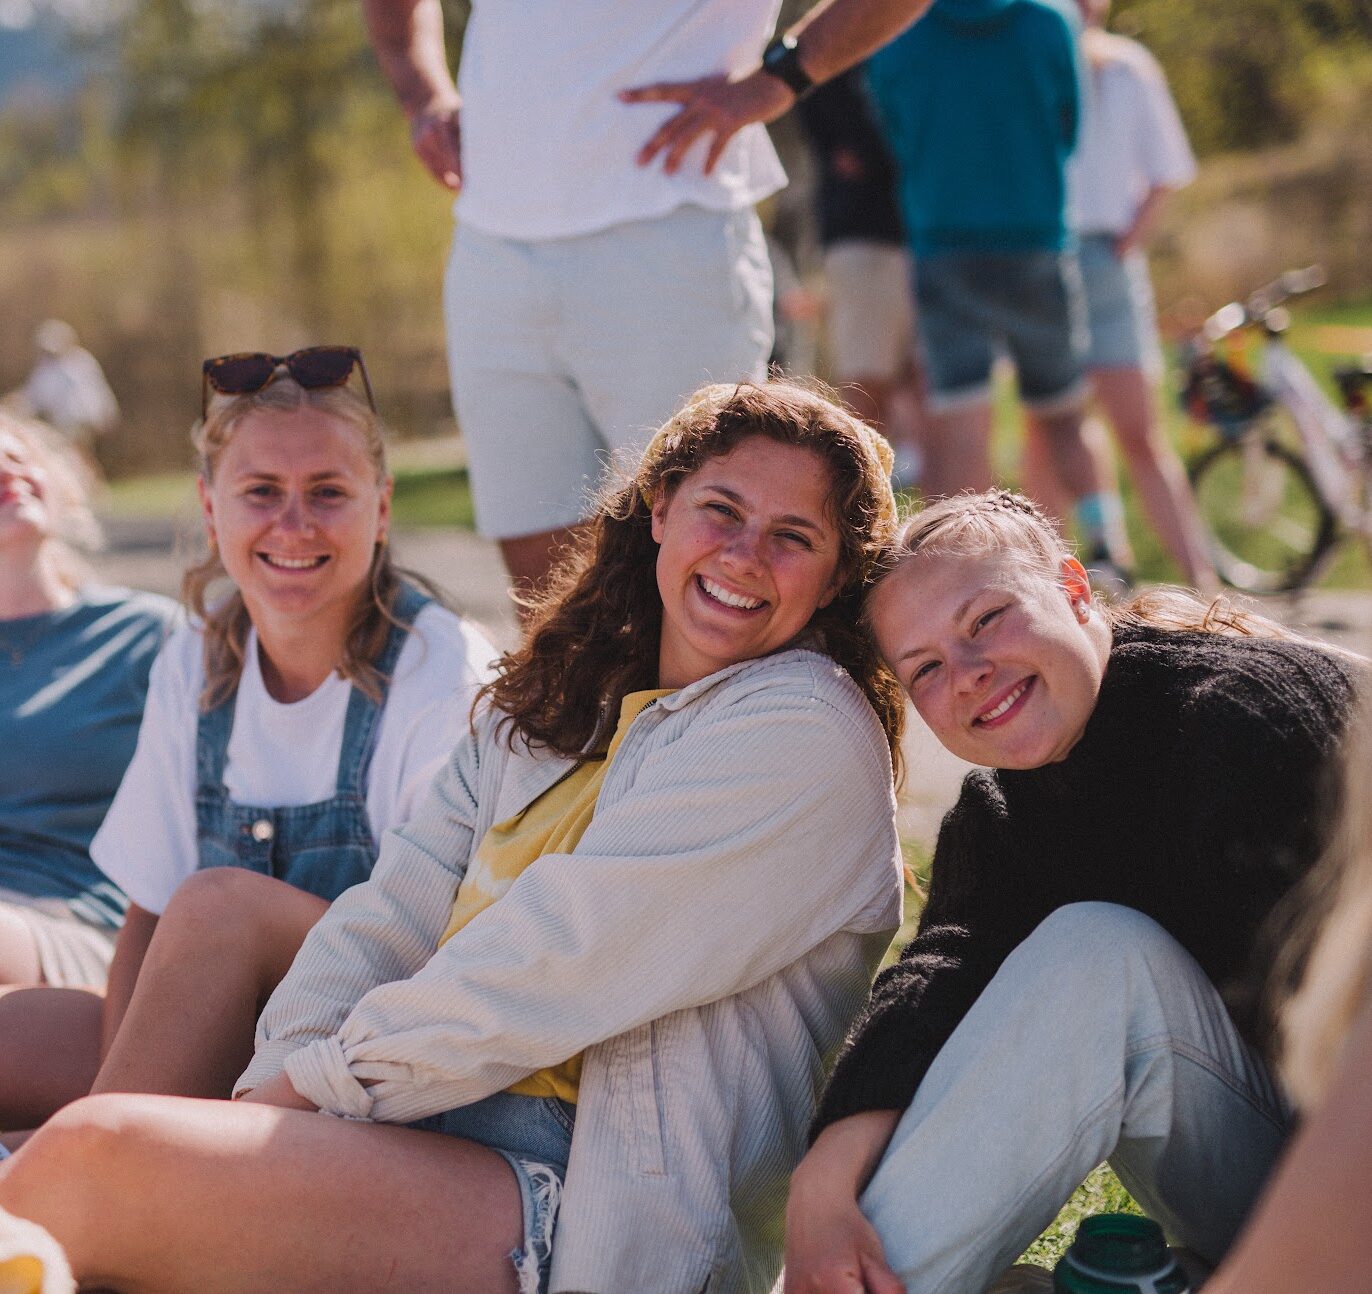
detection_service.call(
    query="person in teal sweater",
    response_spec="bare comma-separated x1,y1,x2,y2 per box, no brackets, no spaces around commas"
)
867,0,1133,580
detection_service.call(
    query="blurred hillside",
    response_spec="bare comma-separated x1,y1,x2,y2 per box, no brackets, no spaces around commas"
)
1,0,1369,473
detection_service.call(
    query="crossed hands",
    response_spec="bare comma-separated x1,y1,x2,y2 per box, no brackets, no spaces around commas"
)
784,1110,905,1293
784,1190,904,1294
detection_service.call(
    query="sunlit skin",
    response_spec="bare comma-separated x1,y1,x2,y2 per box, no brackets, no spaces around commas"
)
651,437,844,690
0,431,51,555
869,551,1112,769
198,407,392,701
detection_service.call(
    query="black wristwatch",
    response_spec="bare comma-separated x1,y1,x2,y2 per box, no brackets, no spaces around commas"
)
760,34,815,98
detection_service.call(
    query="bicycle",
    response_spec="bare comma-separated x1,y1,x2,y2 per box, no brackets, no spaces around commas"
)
1179,267,1372,594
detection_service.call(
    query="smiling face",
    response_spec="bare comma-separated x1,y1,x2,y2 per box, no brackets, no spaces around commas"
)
869,550,1110,768
199,406,391,646
0,428,54,557
651,436,843,689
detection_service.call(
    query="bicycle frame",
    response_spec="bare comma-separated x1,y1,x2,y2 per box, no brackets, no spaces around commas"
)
1257,336,1371,537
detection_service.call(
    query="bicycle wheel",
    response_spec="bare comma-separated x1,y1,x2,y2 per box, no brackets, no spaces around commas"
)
1188,433,1338,593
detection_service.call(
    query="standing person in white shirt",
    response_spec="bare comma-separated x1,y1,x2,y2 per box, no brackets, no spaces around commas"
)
1028,0,1218,593
365,0,947,609
0,352,494,1130
366,0,781,606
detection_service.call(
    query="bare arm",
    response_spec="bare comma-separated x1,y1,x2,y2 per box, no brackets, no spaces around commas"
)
784,1110,904,1294
620,0,934,175
1116,185,1175,258
1202,997,1372,1294
362,0,463,191
100,903,159,1057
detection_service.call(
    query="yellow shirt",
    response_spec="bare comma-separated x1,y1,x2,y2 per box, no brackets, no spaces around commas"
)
437,688,674,1102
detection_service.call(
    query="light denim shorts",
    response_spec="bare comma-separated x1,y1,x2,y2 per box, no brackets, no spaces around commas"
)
913,249,1088,412
410,1090,575,1294
1078,233,1164,377
446,204,773,540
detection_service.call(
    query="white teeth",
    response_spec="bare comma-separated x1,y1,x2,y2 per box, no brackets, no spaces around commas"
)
263,555,325,570
979,681,1028,723
700,576,763,610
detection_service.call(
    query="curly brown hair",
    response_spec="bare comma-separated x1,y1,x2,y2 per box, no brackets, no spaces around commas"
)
481,379,906,768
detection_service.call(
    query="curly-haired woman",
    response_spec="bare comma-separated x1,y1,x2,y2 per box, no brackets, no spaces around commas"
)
0,379,906,1294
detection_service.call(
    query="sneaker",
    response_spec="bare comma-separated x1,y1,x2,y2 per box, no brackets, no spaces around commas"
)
0,1208,74,1294
1084,547,1134,600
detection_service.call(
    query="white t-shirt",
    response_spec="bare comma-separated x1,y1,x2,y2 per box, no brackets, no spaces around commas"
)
455,0,788,241
24,349,119,437
92,604,496,914
1069,34,1196,236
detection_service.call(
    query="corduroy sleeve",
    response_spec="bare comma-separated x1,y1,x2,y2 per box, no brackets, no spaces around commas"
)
234,719,485,1096
276,686,900,1125
811,771,1046,1136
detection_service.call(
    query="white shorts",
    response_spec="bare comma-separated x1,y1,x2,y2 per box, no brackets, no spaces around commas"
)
0,891,116,988
824,240,916,383
445,205,774,540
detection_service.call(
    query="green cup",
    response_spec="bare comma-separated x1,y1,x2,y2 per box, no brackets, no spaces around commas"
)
1053,1214,1190,1294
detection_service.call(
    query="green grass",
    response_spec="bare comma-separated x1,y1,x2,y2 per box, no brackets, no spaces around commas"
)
888,859,1142,1271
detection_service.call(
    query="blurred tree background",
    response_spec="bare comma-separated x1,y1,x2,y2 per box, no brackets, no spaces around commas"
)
0,0,1369,472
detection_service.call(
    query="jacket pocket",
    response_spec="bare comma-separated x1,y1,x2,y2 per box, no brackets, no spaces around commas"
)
624,1020,667,1176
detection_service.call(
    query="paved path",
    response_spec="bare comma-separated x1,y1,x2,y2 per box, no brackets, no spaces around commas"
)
96,515,1372,849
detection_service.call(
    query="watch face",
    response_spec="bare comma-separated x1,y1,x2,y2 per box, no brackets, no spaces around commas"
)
762,35,812,94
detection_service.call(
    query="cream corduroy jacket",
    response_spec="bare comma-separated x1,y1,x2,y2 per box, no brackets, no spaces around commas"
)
235,647,902,1293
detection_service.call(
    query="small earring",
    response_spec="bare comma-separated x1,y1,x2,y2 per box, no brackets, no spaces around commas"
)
1074,600,1090,622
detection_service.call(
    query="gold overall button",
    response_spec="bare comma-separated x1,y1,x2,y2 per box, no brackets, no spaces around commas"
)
251,818,275,843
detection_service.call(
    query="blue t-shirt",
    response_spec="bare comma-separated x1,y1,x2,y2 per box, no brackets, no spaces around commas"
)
867,0,1084,256
0,586,176,925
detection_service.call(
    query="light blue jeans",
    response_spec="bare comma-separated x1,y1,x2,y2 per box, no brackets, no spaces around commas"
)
860,903,1292,1294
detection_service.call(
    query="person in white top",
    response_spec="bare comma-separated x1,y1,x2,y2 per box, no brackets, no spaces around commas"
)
0,355,494,1133
364,0,945,610
0,380,904,1294
19,321,119,451
1029,0,1218,593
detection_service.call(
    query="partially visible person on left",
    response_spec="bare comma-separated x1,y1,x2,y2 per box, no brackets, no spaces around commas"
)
0,414,175,1113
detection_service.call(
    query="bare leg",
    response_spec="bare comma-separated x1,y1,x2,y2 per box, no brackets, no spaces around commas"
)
1091,365,1220,594
920,400,994,499
0,1093,524,1293
0,910,41,984
1020,417,1120,541
94,870,328,1099
498,524,583,624
0,905,102,1129
1025,402,1135,568
0,986,101,1128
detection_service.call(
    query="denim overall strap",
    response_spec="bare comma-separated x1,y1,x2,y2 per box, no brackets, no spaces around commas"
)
333,582,432,800
192,584,432,901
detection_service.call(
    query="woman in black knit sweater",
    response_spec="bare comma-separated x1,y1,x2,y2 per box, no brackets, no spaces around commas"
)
784,490,1360,1294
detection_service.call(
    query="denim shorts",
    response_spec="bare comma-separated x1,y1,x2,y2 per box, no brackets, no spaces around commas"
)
913,249,1088,412
410,1090,575,1294
1078,233,1164,376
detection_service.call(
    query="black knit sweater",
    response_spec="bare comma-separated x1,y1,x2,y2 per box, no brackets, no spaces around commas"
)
813,623,1358,1136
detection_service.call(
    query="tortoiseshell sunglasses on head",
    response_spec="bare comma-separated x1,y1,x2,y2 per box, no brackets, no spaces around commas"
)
201,346,376,417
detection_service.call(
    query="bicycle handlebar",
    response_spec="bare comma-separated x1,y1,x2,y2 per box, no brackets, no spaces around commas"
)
1202,265,1326,343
